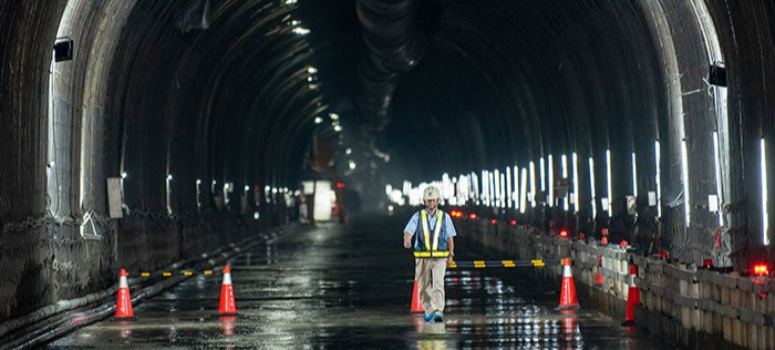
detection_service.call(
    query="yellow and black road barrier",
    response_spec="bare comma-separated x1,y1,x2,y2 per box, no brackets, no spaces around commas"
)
447,259,561,269
131,269,218,278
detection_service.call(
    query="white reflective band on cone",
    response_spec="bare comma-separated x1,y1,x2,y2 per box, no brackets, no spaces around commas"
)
630,274,637,287
223,273,232,285
563,265,573,278
119,276,128,289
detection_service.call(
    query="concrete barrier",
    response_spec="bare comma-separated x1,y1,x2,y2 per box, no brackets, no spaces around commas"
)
457,218,766,350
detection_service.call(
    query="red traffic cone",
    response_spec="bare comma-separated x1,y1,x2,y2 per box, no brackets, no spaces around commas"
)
410,279,424,313
114,269,135,319
595,256,604,285
557,258,580,310
601,236,609,245
622,265,640,326
219,266,238,316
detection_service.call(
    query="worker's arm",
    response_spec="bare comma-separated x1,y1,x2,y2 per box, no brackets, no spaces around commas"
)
446,237,455,263
404,231,413,249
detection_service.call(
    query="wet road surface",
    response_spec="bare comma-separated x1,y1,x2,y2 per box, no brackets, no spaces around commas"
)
46,215,675,349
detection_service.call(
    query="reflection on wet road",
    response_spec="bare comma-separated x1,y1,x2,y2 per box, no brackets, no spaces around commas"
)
46,216,672,349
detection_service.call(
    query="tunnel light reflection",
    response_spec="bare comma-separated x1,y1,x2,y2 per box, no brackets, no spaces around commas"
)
606,150,612,216
713,132,724,226
682,139,690,227
513,166,519,209
166,174,173,215
489,171,495,208
762,138,769,245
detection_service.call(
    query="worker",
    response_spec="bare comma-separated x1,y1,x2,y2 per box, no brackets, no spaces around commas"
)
403,185,457,323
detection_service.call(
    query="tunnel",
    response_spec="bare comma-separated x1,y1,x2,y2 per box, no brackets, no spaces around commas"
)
1,0,775,348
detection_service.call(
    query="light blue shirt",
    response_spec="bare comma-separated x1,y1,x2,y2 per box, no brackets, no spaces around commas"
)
403,209,457,240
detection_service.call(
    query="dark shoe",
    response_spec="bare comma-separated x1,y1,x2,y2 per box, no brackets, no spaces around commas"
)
433,312,444,323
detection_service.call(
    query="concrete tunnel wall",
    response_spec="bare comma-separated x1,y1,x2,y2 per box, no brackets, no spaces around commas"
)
0,0,774,337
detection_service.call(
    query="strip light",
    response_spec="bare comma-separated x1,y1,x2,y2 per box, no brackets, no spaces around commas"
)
561,154,568,211
632,152,638,197
572,152,579,213
713,132,724,226
655,141,662,218
606,149,613,217
589,157,597,219
513,166,520,209
506,167,512,208
548,155,554,207
762,138,769,245
682,139,690,227
520,168,528,213
530,161,537,207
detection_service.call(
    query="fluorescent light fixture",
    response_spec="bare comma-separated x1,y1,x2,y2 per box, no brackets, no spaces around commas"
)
345,148,352,155
548,155,554,207
244,185,250,192
314,116,323,124
713,132,724,226
121,172,128,179
487,172,496,207
292,27,310,35
348,160,356,170
762,138,769,245
506,167,512,208
572,152,579,213
606,149,612,217
500,172,506,208
589,157,597,219
529,161,537,207
520,168,528,213
334,125,343,132
540,157,546,192
494,169,501,206
632,152,638,197
330,113,339,120
655,141,662,218
307,67,317,74
513,165,519,209
561,154,568,210
682,139,690,227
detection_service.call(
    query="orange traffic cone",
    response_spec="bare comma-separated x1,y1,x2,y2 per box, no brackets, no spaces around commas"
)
410,279,424,313
219,266,238,316
114,269,135,319
557,258,580,310
595,256,604,285
601,228,609,245
622,265,640,326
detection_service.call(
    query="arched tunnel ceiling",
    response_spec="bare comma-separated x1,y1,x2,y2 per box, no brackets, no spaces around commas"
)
299,0,666,183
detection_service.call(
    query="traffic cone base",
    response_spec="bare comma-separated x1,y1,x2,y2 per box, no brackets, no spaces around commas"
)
556,258,580,310
219,266,238,316
114,269,135,320
410,279,424,313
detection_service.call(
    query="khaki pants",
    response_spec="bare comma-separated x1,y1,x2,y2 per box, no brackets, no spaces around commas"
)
415,258,447,313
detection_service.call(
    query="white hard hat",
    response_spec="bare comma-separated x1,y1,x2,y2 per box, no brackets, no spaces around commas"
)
423,186,441,201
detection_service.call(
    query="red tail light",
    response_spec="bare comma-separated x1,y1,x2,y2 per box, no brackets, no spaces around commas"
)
469,213,477,219
702,259,714,268
559,229,568,238
509,219,517,226
490,219,497,225
754,264,769,277
336,182,345,189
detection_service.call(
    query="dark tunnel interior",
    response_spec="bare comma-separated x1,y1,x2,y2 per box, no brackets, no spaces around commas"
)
1,0,775,328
